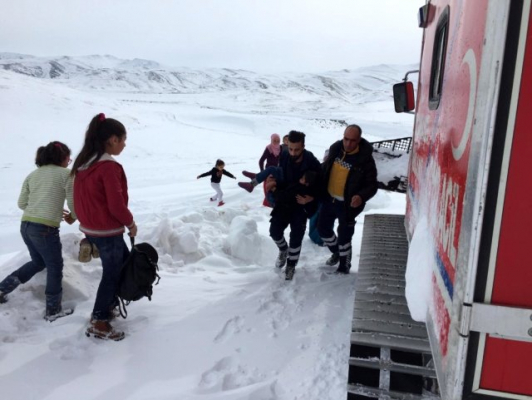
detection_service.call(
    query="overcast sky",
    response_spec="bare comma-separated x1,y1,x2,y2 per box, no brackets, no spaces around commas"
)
0,0,423,73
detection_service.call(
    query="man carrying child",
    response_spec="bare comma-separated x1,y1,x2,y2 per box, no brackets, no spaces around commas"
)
239,130,321,280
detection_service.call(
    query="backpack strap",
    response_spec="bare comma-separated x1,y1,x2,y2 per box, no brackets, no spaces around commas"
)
117,236,136,319
117,296,129,319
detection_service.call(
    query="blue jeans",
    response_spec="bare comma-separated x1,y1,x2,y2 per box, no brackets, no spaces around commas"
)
87,235,130,320
308,204,324,246
257,167,284,206
0,222,64,313
256,166,283,184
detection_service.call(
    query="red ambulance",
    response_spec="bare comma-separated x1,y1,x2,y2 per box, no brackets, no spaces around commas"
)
393,1,532,399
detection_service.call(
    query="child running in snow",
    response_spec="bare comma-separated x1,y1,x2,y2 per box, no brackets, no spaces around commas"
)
197,159,236,207
0,141,76,321
71,113,136,341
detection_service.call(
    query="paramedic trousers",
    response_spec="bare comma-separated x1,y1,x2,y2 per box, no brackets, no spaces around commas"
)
269,208,307,266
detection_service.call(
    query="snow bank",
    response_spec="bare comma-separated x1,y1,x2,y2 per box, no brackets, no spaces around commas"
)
405,217,435,322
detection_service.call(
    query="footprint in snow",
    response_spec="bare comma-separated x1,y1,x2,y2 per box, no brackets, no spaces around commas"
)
214,316,244,343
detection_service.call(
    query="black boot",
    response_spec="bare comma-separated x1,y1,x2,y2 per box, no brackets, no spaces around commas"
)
44,307,74,322
285,263,296,281
325,252,340,266
336,254,352,274
275,250,288,268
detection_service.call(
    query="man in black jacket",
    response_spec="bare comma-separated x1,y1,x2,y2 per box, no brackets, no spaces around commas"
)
318,124,378,274
268,130,322,280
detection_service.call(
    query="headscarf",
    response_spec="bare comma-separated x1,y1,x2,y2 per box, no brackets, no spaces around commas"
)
267,133,281,157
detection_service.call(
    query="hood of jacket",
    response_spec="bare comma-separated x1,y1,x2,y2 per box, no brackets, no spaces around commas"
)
75,154,117,182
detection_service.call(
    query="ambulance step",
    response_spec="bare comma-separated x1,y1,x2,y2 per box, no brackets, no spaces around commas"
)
347,384,439,400
347,214,440,400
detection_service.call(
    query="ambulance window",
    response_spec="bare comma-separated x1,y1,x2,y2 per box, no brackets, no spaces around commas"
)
429,7,449,110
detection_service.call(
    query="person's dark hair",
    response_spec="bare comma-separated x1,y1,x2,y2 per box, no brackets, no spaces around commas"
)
71,113,126,175
288,130,305,145
302,170,317,186
35,141,71,167
215,159,225,167
345,124,363,136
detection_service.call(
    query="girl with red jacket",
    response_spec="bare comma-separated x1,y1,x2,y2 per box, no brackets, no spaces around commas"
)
71,113,136,341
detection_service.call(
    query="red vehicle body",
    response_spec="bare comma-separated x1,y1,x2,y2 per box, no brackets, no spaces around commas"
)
395,0,532,398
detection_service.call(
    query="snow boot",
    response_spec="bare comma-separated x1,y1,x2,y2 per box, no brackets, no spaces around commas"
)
325,252,340,266
78,238,92,263
44,308,74,322
242,170,256,179
285,263,296,281
336,253,352,274
238,182,255,193
275,250,288,268
86,319,125,341
0,275,21,297
218,201,225,207
210,197,217,201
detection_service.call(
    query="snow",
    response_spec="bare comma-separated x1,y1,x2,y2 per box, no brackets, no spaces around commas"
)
405,217,435,322
0,56,415,400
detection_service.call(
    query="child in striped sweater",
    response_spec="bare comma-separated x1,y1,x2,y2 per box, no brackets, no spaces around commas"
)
0,141,76,321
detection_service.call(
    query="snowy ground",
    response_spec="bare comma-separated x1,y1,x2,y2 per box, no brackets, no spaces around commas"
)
0,64,409,400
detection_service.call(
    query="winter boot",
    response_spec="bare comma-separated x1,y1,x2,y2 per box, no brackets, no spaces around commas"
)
238,182,255,193
285,263,296,281
336,253,352,274
210,197,217,201
218,201,225,207
335,266,350,274
0,275,21,297
44,308,74,322
325,252,340,266
78,238,92,263
275,250,288,268
91,243,100,259
86,319,125,341
242,170,256,179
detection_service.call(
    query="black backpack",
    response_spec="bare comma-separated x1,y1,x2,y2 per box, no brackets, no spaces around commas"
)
117,237,160,318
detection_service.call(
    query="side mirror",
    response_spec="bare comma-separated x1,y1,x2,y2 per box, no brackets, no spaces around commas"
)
393,82,415,113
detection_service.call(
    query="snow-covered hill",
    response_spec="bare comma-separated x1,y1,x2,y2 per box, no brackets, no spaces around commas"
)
0,52,416,100
0,51,414,400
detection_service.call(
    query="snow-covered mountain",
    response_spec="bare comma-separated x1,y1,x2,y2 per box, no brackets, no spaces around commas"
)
0,52,415,100
0,52,414,400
